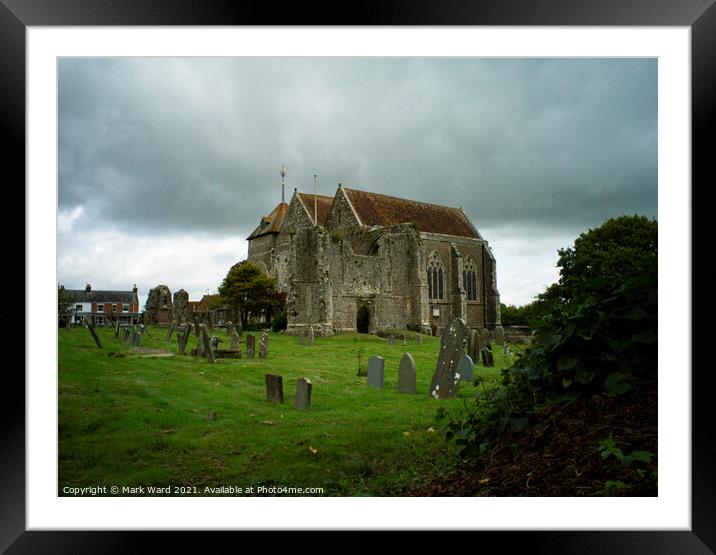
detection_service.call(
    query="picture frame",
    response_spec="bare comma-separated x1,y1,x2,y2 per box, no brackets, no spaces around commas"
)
5,0,713,550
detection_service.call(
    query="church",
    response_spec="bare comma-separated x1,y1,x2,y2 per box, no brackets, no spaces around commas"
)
247,183,501,337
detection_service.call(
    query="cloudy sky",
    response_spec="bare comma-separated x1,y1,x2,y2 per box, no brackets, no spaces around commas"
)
58,57,657,307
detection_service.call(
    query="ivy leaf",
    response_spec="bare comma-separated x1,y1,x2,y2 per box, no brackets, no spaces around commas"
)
605,372,632,397
562,378,573,388
557,355,577,372
575,369,595,384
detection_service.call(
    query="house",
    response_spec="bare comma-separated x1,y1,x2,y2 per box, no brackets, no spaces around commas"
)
62,283,141,325
247,184,501,336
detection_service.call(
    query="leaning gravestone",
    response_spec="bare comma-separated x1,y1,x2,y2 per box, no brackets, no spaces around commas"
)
468,329,482,365
367,356,385,388
265,374,284,403
259,333,268,360
166,320,176,340
494,325,505,346
177,333,186,355
458,354,474,382
231,331,240,350
83,317,102,349
398,353,417,394
307,326,315,347
114,320,121,339
487,349,495,367
429,317,468,399
294,378,312,410
201,328,216,363
196,325,206,356
226,321,233,337
246,334,255,358
481,347,494,368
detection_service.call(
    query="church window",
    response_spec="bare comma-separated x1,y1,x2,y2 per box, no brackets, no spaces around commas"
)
428,252,445,300
463,258,478,300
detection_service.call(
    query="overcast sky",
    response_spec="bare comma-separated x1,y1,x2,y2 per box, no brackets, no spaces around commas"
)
58,57,657,307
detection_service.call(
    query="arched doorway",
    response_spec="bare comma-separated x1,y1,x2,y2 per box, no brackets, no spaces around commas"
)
356,305,371,334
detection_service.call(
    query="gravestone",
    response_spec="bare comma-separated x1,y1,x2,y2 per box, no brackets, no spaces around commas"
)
265,374,284,403
259,333,268,360
83,317,102,348
458,354,474,382
207,312,214,331
123,327,130,344
494,325,505,346
196,325,206,356
388,335,395,346
503,343,512,356
398,353,417,394
402,335,407,346
133,330,141,347
481,327,491,347
367,356,385,388
226,321,233,337
415,334,423,345
429,317,468,399
166,320,176,340
307,326,314,347
231,332,240,350
468,329,482,364
202,328,216,363
298,328,305,346
487,349,495,367
130,328,138,346
210,335,219,351
193,317,200,337
294,378,312,410
236,322,243,337
114,320,121,339
246,334,255,358
179,322,191,355
481,347,494,368
177,333,186,355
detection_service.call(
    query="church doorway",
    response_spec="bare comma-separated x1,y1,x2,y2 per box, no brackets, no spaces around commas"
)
356,305,371,334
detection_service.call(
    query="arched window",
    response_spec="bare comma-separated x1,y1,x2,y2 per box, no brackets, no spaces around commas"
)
427,252,445,300
463,258,478,301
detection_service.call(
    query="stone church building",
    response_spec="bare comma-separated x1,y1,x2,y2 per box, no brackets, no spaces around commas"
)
247,184,501,336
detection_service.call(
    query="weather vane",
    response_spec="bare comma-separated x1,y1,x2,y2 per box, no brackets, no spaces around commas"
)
281,165,287,204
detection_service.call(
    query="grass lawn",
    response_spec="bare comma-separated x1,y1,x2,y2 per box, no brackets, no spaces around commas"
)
58,325,516,496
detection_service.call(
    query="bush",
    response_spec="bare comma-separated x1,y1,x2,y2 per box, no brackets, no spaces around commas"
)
271,310,287,332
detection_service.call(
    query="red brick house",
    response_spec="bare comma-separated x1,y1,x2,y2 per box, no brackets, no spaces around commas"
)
62,283,141,325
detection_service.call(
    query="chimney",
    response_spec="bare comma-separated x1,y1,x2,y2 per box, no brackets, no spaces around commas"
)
132,284,138,294
85,283,91,292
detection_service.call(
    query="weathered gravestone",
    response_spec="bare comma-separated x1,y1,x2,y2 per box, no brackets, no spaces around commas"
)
294,378,312,410
114,320,121,339
83,317,102,348
487,349,494,367
193,317,200,337
494,325,505,346
481,327,491,347
415,334,423,345
458,353,474,382
133,330,141,347
468,329,482,365
166,320,176,340
429,317,468,399
196,325,206,356
298,328,305,345
231,332,240,350
388,335,395,346
398,353,417,394
265,374,284,403
503,343,512,356
201,328,216,363
259,333,268,360
123,327,130,344
481,346,494,368
307,326,314,347
246,334,255,358
226,321,233,337
178,322,191,355
367,356,385,388
210,335,219,351
176,333,185,355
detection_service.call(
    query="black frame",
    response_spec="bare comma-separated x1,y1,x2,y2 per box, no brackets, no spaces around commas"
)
4,0,713,551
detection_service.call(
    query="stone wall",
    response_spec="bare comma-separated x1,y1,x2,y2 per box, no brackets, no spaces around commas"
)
145,285,172,324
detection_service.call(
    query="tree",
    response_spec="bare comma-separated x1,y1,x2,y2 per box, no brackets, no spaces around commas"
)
218,261,280,328
556,215,657,303
58,286,74,326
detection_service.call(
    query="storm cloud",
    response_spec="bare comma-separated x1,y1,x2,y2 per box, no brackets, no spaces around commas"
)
58,57,657,305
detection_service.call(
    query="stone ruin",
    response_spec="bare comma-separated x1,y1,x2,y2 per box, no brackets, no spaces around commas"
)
145,285,173,325
172,289,189,323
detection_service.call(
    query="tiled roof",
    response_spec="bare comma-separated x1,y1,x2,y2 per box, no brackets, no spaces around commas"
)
247,202,289,240
64,290,138,304
343,188,480,239
296,193,333,226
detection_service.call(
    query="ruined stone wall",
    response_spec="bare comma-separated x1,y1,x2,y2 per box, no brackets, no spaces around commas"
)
145,285,172,324
172,289,189,323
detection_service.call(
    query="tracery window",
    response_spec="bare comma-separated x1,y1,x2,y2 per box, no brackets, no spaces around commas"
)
463,258,478,301
427,252,445,300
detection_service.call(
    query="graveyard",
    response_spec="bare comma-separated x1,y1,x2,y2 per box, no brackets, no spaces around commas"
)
58,324,517,496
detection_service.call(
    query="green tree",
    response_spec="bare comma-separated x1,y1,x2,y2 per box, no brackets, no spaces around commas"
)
556,215,657,303
58,285,74,326
218,261,279,328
